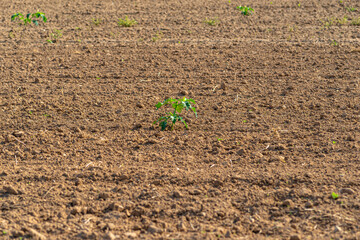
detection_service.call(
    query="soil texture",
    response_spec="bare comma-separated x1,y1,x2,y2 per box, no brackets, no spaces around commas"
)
0,0,360,239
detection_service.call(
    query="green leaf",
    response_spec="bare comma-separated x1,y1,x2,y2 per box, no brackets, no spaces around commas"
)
331,192,339,200
11,13,21,21
155,102,163,109
156,116,169,123
33,20,39,26
170,115,176,124
191,107,197,117
184,101,191,110
176,104,184,113
26,13,31,19
160,121,167,130
180,118,188,128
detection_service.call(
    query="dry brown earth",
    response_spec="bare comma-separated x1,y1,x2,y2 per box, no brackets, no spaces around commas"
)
0,0,360,239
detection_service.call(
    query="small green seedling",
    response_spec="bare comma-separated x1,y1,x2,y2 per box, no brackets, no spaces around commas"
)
152,32,163,42
351,17,360,25
47,29,62,43
204,17,219,26
11,12,47,26
153,97,197,130
236,6,254,15
117,16,137,27
331,192,339,200
92,18,101,26
346,7,357,12
330,40,338,46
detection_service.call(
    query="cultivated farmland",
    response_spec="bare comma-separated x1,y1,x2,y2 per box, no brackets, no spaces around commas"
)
0,0,359,239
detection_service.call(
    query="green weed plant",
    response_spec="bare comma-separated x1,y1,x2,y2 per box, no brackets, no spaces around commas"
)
11,12,47,26
153,97,197,130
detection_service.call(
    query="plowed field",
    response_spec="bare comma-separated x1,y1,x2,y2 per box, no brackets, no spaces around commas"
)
0,0,359,239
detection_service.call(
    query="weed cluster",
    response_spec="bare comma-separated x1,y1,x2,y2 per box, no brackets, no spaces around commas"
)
320,16,349,28
204,17,219,26
118,16,137,27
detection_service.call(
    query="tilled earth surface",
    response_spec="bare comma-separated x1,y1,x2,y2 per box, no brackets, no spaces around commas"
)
0,0,360,239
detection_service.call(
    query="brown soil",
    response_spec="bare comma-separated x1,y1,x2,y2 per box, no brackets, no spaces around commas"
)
1,0,360,239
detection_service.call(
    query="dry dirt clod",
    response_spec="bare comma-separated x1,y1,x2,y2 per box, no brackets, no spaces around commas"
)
99,192,110,200
5,134,16,143
189,189,202,195
282,199,294,208
333,226,342,233
180,90,189,95
339,188,355,195
106,202,124,211
148,224,163,234
12,131,24,137
220,82,226,90
3,186,19,195
27,228,47,240
305,201,313,208
172,191,182,198
124,232,138,238
104,232,116,240
290,235,301,240
176,221,187,232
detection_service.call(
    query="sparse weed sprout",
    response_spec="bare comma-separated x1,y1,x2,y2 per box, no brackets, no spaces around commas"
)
330,40,339,46
118,16,137,27
346,7,357,12
11,12,47,26
236,6,254,15
92,18,101,26
320,16,348,29
152,32,163,42
154,97,197,131
47,29,63,43
204,17,219,26
351,17,360,25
